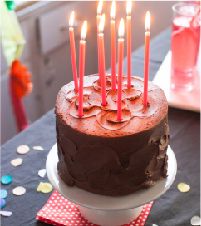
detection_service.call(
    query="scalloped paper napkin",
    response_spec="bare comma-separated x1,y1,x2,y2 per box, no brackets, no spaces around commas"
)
36,190,153,226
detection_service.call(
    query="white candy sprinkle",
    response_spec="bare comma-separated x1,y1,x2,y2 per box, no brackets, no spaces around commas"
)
191,216,201,225
17,145,30,155
0,210,12,217
33,146,44,151
12,186,26,196
11,158,23,167
38,169,47,178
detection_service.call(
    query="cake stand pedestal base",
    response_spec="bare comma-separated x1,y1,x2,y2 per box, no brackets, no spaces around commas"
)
46,145,177,226
79,205,143,226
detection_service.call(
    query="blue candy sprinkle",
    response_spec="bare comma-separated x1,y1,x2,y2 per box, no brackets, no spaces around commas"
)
0,198,6,209
1,175,13,185
0,190,7,199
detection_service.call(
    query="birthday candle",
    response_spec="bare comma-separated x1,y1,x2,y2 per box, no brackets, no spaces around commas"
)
97,0,103,82
110,0,117,90
117,18,125,121
98,14,107,106
69,11,78,92
78,21,87,117
126,1,132,88
143,11,150,108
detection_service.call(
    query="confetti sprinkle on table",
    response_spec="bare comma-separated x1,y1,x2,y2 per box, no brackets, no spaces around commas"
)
0,210,12,217
1,175,13,185
0,190,8,199
177,182,190,193
37,182,53,194
191,215,201,226
17,145,30,155
10,158,23,167
12,186,26,196
38,169,47,178
33,146,44,151
0,198,6,209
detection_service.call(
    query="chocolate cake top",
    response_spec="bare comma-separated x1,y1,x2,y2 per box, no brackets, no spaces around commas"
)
55,75,168,137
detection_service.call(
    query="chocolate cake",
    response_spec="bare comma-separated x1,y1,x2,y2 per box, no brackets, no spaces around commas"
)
56,75,169,196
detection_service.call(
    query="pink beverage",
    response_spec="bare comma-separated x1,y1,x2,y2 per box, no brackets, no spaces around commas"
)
171,3,200,91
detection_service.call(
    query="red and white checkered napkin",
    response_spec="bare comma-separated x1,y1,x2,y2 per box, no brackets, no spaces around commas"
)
37,190,153,226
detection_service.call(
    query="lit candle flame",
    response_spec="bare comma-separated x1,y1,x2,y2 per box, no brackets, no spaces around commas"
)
98,14,105,33
110,0,116,19
126,0,132,16
145,11,150,31
69,11,75,27
118,18,125,38
97,0,103,15
81,21,87,40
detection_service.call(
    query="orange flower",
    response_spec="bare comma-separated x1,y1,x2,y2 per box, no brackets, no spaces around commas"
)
10,60,32,98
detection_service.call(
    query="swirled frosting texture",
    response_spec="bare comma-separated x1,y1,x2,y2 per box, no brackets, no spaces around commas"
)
56,75,169,196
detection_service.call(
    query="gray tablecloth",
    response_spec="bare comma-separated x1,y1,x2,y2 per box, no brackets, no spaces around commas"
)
1,28,200,226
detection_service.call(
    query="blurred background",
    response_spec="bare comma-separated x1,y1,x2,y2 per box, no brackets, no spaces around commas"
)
1,1,176,144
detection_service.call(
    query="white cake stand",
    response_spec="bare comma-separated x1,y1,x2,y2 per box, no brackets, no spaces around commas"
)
46,144,177,226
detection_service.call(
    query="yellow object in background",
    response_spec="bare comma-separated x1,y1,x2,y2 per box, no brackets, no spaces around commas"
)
0,1,25,66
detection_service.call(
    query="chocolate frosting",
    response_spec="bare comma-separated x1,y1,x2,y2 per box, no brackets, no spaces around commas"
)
56,75,169,196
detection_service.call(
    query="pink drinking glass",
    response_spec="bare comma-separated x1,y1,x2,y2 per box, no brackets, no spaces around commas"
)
171,2,200,91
